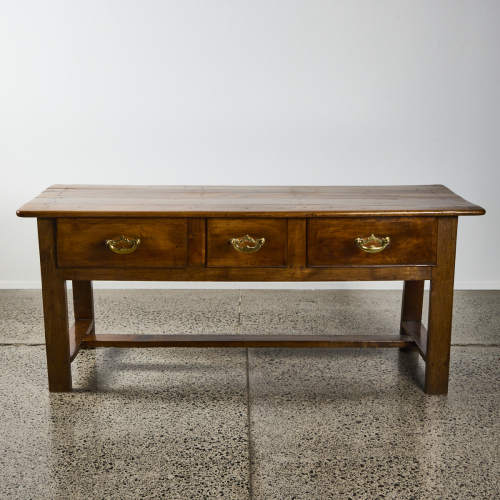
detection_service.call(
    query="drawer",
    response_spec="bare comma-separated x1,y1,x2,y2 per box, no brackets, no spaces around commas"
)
207,218,287,267
307,217,437,267
57,218,187,268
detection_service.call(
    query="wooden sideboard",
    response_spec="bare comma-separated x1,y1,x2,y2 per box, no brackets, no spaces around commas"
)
17,185,485,394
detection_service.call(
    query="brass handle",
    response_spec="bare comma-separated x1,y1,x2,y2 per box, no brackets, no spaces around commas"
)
355,234,390,253
105,235,141,254
229,234,265,253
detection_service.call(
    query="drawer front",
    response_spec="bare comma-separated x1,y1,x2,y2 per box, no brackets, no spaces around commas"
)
57,218,187,268
207,218,287,267
307,217,437,267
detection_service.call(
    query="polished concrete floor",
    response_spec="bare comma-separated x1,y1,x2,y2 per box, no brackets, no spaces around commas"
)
0,289,499,499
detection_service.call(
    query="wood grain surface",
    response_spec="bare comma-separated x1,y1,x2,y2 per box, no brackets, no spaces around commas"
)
425,216,458,394
81,333,416,349
59,265,432,282
17,185,485,218
307,217,437,267
57,218,188,268
207,218,287,267
37,219,72,392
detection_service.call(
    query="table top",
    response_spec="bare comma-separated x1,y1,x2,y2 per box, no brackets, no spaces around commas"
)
17,184,485,218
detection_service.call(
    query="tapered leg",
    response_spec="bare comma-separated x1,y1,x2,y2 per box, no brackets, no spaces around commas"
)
425,217,458,395
38,218,72,392
400,280,425,351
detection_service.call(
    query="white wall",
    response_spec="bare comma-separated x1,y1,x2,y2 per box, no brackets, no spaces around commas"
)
1,1,498,289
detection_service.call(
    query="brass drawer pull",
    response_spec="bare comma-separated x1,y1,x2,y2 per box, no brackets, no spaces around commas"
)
105,235,141,254
229,234,265,253
355,234,390,253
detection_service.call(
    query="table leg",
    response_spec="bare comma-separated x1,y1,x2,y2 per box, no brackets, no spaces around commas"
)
73,280,95,333
38,219,72,392
425,217,458,395
400,280,425,351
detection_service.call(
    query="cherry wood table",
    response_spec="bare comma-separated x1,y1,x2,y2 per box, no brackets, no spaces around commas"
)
17,185,485,394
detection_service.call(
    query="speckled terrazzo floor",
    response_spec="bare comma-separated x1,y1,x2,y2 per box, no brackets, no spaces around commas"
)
0,289,499,499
